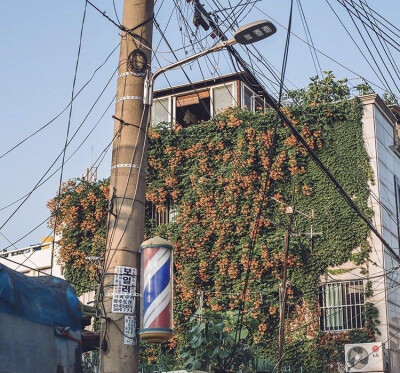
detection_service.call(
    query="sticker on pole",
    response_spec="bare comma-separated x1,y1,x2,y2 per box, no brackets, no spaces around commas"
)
112,266,137,314
124,315,136,345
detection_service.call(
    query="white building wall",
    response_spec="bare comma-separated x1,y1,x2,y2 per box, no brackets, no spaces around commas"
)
0,237,95,307
361,94,400,372
0,239,63,278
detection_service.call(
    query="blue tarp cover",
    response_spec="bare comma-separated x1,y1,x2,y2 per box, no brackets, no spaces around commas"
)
0,263,81,328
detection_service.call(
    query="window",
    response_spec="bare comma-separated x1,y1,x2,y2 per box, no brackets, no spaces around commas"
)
152,97,171,127
212,83,235,114
320,280,365,331
146,198,176,226
243,85,254,111
175,91,210,127
242,83,265,112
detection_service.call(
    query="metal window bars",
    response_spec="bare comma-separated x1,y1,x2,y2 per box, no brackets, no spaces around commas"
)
320,280,365,332
146,198,176,226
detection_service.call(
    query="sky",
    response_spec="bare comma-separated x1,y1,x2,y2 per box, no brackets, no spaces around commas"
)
0,0,399,250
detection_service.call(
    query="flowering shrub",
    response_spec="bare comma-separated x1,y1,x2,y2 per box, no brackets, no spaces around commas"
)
47,179,109,295
145,73,375,371
48,74,377,372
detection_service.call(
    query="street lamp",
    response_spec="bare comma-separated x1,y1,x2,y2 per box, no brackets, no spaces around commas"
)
143,20,276,105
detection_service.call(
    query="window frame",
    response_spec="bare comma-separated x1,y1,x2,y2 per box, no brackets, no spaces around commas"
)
152,96,172,127
320,280,365,332
210,81,237,116
241,82,266,112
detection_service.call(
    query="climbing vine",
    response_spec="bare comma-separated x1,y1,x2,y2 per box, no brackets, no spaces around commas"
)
47,178,109,295
144,73,376,372
48,73,379,372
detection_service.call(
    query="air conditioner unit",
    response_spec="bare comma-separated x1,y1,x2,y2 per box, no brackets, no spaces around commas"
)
345,342,385,372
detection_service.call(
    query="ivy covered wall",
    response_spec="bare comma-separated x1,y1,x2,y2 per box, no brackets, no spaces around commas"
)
48,74,377,372
144,74,375,372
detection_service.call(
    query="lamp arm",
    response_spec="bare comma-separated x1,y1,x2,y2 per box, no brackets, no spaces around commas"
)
143,38,237,106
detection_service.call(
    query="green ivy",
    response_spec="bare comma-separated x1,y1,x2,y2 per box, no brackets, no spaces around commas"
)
144,73,377,371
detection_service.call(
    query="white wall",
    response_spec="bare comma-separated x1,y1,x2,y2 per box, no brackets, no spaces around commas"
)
0,241,64,278
361,94,400,372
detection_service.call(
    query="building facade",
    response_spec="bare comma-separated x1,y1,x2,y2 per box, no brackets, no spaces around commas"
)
152,72,265,128
320,94,400,371
0,236,64,278
153,74,400,371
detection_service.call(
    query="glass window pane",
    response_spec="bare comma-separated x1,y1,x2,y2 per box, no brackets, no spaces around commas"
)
152,97,170,126
243,86,253,111
212,84,234,114
325,284,343,329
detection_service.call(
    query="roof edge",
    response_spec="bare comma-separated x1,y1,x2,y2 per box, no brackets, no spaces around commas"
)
359,93,398,126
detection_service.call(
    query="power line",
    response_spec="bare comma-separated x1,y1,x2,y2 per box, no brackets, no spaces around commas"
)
0,44,119,161
253,3,400,98
225,1,295,368
52,1,88,275
221,22,400,272
338,0,400,94
208,1,399,279
335,0,400,54
360,0,400,80
0,95,115,213
296,0,323,77
0,67,117,232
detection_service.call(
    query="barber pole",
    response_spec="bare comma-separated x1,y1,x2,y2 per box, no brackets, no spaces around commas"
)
139,236,173,343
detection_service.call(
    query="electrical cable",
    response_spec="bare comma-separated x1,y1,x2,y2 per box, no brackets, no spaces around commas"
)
296,0,323,78
51,1,88,275
0,44,119,161
359,0,400,81
192,2,400,358
0,95,115,213
359,0,400,36
326,0,392,93
0,66,118,233
0,107,123,276
339,0,400,94
227,33,400,272
253,3,399,98
156,0,396,284
337,0,400,52
226,1,295,368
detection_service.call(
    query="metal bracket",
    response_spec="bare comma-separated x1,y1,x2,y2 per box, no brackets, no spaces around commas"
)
119,71,146,78
111,163,147,174
143,70,154,106
117,96,143,104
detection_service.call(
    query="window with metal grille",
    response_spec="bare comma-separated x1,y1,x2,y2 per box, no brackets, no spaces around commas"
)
146,198,176,226
320,280,365,332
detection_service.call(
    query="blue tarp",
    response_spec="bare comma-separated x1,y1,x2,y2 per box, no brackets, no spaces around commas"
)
0,263,81,328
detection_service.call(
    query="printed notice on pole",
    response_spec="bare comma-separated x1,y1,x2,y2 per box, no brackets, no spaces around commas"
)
124,315,136,345
112,266,136,314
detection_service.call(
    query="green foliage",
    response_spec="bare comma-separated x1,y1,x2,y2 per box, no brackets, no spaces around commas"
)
382,91,399,106
144,72,376,371
355,82,374,96
47,178,109,295
181,309,255,372
47,73,379,372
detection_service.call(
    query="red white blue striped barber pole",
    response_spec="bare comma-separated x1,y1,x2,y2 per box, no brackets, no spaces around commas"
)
139,236,173,343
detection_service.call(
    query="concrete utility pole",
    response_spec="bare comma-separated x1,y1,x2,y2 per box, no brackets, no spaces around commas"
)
100,0,154,372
